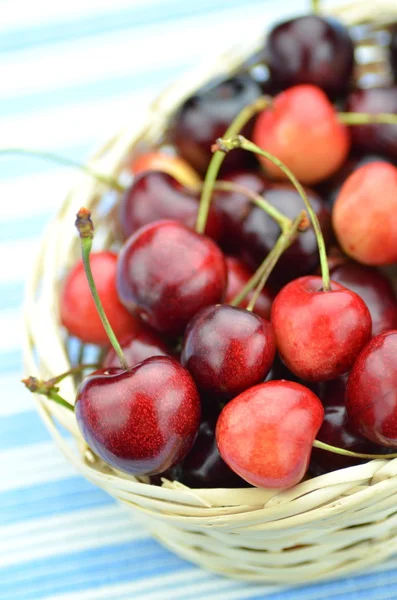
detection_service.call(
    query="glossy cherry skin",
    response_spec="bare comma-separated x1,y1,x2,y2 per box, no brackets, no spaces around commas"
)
216,380,324,488
391,30,397,80
181,305,276,400
180,417,249,488
129,151,200,188
346,88,397,161
240,183,331,283
214,169,268,253
103,326,171,369
328,261,397,336
346,331,397,447
333,162,397,265
117,220,227,337
309,376,386,475
168,74,262,173
225,256,273,320
75,356,201,475
265,16,354,98
118,171,222,241
253,85,350,185
60,251,139,346
271,276,372,381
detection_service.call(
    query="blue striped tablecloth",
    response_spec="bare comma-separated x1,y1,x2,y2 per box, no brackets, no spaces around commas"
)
1,1,397,598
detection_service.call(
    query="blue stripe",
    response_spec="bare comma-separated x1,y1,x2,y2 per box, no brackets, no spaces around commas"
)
0,0,266,54
0,283,24,311
0,410,53,450
0,214,49,244
0,477,113,525
0,350,22,374
1,539,189,600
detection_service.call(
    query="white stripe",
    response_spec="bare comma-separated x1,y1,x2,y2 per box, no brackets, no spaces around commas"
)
0,238,40,285
0,308,22,353
0,372,34,416
0,505,148,567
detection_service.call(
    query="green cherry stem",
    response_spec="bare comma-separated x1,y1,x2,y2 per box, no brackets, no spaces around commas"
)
338,112,397,126
246,212,305,311
313,439,397,460
311,0,320,14
212,180,293,232
195,95,271,235
215,135,331,292
22,376,75,412
75,208,129,371
0,147,125,192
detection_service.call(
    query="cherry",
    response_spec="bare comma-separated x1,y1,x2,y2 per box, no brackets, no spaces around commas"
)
332,162,397,265
103,325,171,369
214,169,268,253
117,220,227,337
328,260,397,336
180,417,249,488
253,84,350,184
118,171,222,241
225,256,273,319
60,251,139,345
239,183,331,283
345,88,397,161
168,74,262,173
309,376,385,476
391,30,397,80
216,380,324,488
181,304,275,400
129,151,200,188
346,331,397,447
75,356,201,475
265,15,354,98
271,275,372,381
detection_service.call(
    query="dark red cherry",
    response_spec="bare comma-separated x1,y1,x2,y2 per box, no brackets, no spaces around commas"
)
346,88,397,161
265,16,354,98
168,74,262,173
271,276,372,381
309,375,385,475
216,380,324,488
180,417,249,488
103,325,171,369
346,331,397,447
118,171,222,241
60,251,140,345
214,169,268,253
240,183,331,284
75,356,201,475
225,256,273,320
391,29,397,80
328,260,397,336
117,220,227,337
181,304,276,399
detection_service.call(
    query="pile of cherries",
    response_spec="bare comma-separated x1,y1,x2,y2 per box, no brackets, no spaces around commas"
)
25,11,397,490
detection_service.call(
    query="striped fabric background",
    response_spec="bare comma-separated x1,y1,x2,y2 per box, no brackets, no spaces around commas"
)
1,0,397,598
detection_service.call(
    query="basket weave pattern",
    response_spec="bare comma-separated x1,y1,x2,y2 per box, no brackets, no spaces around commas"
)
23,0,397,584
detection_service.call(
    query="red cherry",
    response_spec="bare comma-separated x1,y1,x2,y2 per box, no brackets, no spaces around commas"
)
60,251,139,345
103,325,171,369
75,356,201,475
216,380,324,488
253,84,350,184
181,304,275,399
328,260,397,337
346,331,397,447
271,276,372,381
225,256,273,319
116,220,227,337
332,162,397,265
309,375,385,475
118,171,222,241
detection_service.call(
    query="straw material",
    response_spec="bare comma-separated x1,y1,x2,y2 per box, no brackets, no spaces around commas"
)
23,0,397,584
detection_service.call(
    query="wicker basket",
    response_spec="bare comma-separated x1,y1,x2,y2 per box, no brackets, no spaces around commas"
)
23,0,397,585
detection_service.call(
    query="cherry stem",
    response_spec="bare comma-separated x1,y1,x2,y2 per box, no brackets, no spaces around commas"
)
245,212,305,311
75,208,129,371
338,112,397,126
22,376,75,412
0,147,125,192
195,95,271,235
211,180,293,232
215,135,331,292
313,439,397,460
311,0,320,14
